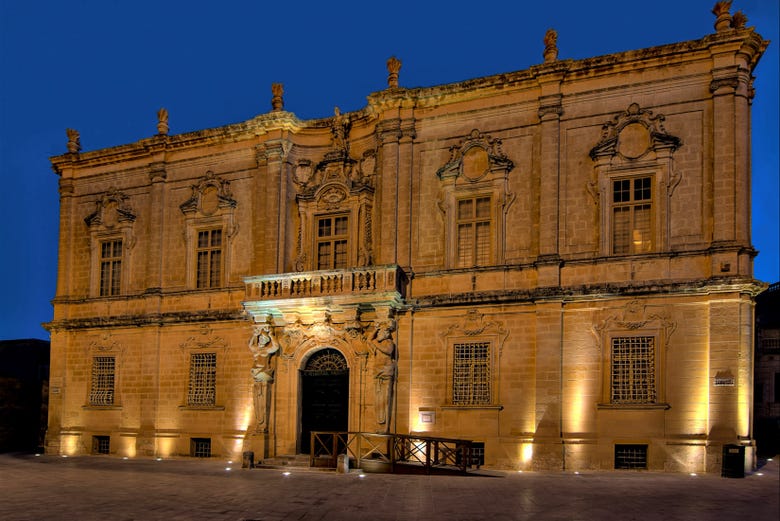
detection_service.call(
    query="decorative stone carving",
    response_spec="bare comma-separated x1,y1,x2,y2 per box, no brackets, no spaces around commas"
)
371,318,396,430
436,129,514,181
589,103,681,162
248,322,280,430
271,83,284,112
386,56,401,89
156,108,169,135
594,300,677,348
66,128,81,153
439,309,509,354
179,171,237,216
543,29,558,63
84,188,137,228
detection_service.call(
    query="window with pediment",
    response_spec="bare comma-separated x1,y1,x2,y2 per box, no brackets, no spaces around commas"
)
180,172,237,289
589,103,681,256
84,189,136,297
437,130,514,269
292,147,377,272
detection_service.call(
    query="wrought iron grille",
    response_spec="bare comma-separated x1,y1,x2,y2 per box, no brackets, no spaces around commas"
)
611,336,656,404
453,342,491,405
188,352,216,406
89,356,115,406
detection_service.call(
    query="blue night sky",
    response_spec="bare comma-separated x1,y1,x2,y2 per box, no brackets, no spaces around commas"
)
0,0,777,341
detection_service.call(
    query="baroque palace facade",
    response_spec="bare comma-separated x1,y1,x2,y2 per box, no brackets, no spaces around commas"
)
47,4,768,473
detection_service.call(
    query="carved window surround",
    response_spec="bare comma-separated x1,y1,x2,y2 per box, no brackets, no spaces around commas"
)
436,129,515,269
439,309,508,407
589,103,682,257
177,326,228,410
82,333,126,409
292,149,377,272
180,171,238,289
593,300,676,408
85,189,136,298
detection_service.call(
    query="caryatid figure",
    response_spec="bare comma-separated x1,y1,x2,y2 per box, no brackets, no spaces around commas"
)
371,319,397,431
248,323,280,430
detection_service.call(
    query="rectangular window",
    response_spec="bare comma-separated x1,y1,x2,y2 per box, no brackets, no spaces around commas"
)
188,353,217,406
92,435,110,455
89,356,115,406
457,197,491,267
196,229,222,288
612,177,652,254
99,239,123,296
611,336,656,404
615,444,648,469
775,373,780,403
452,342,491,405
316,215,348,270
191,437,211,458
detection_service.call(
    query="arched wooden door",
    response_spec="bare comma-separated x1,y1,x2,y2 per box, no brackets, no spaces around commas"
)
299,348,349,454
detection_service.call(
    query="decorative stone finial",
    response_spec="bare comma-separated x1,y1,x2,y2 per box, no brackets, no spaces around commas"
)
712,1,732,32
543,29,558,63
156,108,169,135
271,83,284,112
386,56,401,88
66,128,81,153
731,10,747,29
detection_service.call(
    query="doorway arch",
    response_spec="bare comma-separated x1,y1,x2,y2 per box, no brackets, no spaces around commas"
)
299,348,349,454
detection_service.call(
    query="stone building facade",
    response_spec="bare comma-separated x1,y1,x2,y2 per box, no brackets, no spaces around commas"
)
47,4,768,472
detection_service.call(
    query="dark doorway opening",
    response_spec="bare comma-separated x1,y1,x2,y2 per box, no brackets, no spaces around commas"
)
300,348,349,454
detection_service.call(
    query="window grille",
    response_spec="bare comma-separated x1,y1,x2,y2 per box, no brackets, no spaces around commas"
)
316,215,349,270
452,342,491,405
188,353,217,406
456,197,491,267
612,177,652,254
196,228,222,288
92,435,110,455
456,441,485,468
615,444,648,469
89,356,115,406
99,239,123,296
611,336,656,404
191,438,211,457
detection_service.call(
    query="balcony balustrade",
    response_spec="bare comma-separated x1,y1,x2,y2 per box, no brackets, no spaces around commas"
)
245,264,405,301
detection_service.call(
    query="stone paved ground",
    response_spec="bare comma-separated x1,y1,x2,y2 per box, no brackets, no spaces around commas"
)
0,453,777,521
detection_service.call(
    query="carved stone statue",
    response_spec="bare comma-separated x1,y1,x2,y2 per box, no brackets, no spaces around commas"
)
331,106,350,153
731,10,747,29
248,323,280,429
371,319,397,431
157,108,169,135
543,28,558,63
66,128,81,154
386,56,401,88
271,83,284,112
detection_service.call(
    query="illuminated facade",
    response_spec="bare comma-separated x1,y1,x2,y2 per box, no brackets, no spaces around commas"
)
47,5,768,472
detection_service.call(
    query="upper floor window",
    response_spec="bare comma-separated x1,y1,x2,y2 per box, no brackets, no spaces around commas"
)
89,356,115,406
316,215,349,270
612,177,652,255
180,171,237,289
457,197,492,267
196,228,223,288
436,130,514,270
610,336,656,404
99,239,123,296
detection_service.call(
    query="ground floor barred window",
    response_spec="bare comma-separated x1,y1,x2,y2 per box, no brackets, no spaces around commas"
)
188,353,217,406
611,336,656,404
452,342,491,405
89,356,115,406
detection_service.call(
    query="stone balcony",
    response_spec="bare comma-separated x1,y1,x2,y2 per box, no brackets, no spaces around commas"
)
243,265,406,316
